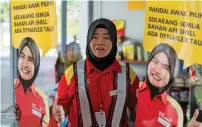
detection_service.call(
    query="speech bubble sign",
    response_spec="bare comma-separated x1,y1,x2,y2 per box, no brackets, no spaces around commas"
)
143,1,202,69
11,1,57,56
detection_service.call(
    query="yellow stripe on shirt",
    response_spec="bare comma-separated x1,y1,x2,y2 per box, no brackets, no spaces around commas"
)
139,82,143,87
129,67,137,85
35,86,50,127
167,95,184,127
64,65,74,86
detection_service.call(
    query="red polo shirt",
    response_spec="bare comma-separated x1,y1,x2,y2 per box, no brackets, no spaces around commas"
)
15,79,50,127
135,81,183,127
48,58,139,127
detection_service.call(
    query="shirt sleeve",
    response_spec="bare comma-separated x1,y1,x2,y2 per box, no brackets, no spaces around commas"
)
42,94,50,127
34,86,50,127
57,65,75,109
128,67,139,117
48,65,75,127
167,96,184,127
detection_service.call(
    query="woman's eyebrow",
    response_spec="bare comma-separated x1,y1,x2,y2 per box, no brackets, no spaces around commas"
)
93,33,109,35
154,56,170,68
28,56,34,61
163,64,170,69
20,52,25,56
153,57,159,62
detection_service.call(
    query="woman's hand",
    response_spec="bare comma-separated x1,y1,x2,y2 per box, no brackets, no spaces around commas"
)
52,104,65,123
187,109,201,127
14,104,21,121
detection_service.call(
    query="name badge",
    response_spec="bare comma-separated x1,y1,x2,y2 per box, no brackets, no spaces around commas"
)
95,111,106,127
158,117,171,127
109,89,124,96
32,109,42,118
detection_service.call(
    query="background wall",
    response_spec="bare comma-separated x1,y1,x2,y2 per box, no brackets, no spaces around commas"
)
93,1,146,42
78,1,89,59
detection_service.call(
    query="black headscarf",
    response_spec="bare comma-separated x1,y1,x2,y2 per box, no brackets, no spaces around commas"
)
146,43,179,99
18,37,40,92
86,18,117,71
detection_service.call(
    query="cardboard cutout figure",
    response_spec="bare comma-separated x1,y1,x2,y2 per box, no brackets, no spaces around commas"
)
135,43,201,127
14,37,50,127
135,43,183,127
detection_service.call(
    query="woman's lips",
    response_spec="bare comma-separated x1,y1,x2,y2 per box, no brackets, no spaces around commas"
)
96,47,105,51
22,68,30,74
152,73,161,81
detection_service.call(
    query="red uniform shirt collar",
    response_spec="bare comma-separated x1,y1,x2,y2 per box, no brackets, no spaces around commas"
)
139,81,168,105
85,57,122,74
15,78,36,96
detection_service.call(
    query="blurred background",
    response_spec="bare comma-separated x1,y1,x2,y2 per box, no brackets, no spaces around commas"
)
1,1,202,126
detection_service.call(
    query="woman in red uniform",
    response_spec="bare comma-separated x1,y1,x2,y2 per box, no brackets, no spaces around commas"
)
48,18,139,127
135,43,201,127
15,37,50,127
135,43,183,127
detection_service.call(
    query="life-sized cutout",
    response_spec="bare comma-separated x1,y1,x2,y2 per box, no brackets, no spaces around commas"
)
14,37,50,127
136,43,201,127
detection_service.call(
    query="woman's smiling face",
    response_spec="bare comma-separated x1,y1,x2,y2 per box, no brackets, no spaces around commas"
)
18,46,34,80
147,52,171,88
